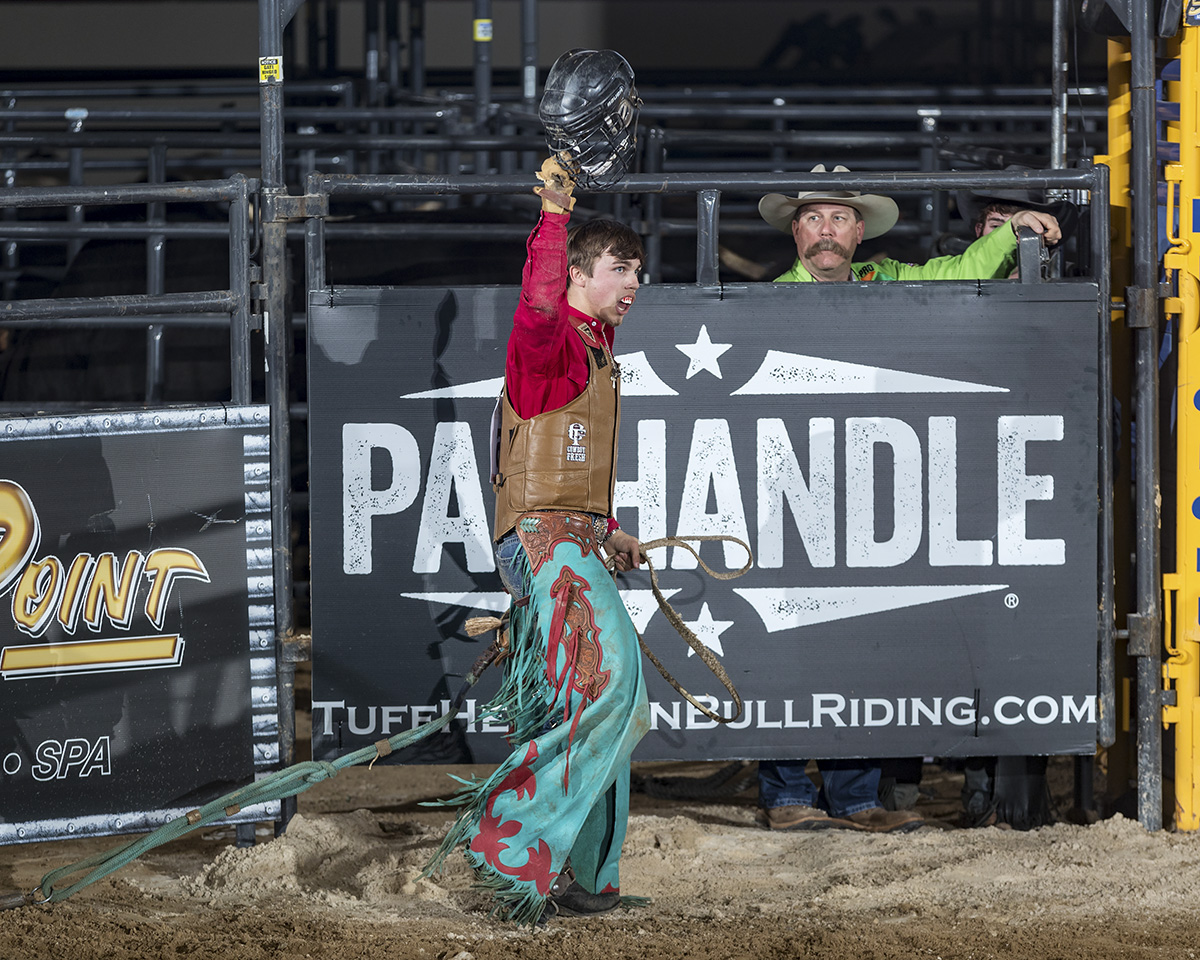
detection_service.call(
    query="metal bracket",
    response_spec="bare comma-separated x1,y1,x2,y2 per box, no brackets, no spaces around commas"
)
281,631,312,664
248,263,265,331
249,286,266,331
1016,225,1044,284
1126,612,1158,656
261,189,329,223
1124,285,1158,328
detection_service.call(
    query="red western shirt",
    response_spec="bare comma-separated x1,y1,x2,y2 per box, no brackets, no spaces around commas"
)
505,210,620,534
505,211,616,421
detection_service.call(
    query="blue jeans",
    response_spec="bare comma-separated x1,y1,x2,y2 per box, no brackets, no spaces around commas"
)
496,531,529,597
758,759,880,818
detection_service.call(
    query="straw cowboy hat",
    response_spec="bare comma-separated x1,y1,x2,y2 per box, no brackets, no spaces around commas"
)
758,164,900,240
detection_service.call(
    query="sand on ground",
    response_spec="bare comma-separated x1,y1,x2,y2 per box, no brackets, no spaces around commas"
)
3,747,1199,960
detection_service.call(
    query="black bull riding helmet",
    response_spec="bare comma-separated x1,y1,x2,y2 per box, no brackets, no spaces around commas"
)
538,48,641,189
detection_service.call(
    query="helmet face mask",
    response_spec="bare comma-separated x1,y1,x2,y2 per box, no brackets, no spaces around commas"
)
539,49,641,189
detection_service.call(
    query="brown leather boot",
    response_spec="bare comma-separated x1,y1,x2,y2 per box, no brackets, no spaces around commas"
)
759,804,843,831
842,806,925,833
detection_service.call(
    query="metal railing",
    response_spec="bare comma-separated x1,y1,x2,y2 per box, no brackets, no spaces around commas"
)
0,176,255,403
304,167,1106,282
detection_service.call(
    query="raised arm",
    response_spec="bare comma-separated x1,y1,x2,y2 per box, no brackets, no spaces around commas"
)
519,160,577,316
510,160,578,374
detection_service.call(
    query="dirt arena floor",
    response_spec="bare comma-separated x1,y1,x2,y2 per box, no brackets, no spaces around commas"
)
4,743,1200,960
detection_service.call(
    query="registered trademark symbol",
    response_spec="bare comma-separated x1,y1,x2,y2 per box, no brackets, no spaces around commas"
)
1004,593,1019,609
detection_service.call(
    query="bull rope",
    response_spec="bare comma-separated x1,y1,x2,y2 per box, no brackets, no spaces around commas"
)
633,534,752,723
1,534,750,910
464,534,753,723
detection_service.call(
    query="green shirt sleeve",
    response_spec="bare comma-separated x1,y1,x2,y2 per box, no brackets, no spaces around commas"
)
874,224,1019,281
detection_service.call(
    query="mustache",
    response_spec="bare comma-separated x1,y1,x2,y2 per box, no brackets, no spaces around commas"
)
804,238,853,259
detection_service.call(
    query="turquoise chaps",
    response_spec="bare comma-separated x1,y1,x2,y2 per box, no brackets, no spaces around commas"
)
423,511,650,925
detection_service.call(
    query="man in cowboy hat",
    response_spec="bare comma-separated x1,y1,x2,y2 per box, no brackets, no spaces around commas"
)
950,165,1080,279
753,164,1062,836
759,163,1062,283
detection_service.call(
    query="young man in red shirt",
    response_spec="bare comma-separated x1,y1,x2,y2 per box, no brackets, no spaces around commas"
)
426,159,650,926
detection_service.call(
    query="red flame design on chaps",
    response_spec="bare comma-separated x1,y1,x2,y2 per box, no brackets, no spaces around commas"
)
470,742,560,895
547,565,611,790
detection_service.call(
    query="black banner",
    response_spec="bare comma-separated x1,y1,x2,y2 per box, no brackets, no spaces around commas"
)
0,406,277,842
308,282,1100,763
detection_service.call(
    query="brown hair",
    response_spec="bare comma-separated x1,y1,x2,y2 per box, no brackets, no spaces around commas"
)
974,201,1025,231
567,218,645,278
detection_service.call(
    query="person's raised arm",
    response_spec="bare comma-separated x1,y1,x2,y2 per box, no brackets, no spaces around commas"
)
519,159,577,316
511,159,578,372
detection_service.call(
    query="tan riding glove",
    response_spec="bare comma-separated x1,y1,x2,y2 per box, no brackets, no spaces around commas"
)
534,157,576,214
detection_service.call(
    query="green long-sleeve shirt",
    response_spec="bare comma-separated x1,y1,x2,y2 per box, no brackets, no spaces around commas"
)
774,220,1019,282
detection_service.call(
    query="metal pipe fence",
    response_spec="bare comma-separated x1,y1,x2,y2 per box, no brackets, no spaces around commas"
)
0,175,255,403
304,167,1108,285
1,119,1103,308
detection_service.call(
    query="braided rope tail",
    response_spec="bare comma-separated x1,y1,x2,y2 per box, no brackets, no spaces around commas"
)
0,627,511,911
621,535,753,724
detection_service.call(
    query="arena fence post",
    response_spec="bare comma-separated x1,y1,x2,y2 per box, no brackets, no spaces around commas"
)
258,0,298,834
144,142,167,402
410,0,427,97
1127,0,1164,832
473,0,492,180
230,174,255,405
1094,160,1117,753
1160,5,1200,831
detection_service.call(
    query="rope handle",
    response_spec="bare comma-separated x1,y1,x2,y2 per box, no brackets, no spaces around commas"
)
466,534,753,725
615,534,753,724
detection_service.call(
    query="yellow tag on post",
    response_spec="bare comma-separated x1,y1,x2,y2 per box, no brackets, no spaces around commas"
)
259,56,283,83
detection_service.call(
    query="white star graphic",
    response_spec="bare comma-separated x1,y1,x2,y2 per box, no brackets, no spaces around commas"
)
675,324,732,380
683,602,734,657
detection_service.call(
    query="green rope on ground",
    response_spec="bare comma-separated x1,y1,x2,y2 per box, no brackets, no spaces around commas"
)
31,723,447,904
18,640,507,909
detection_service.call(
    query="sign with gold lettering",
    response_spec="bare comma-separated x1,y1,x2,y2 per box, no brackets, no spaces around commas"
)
0,406,278,842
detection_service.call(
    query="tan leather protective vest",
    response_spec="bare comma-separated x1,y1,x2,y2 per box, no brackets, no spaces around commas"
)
493,321,621,541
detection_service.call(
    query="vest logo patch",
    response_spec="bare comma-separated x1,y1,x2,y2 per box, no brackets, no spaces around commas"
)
566,422,587,462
